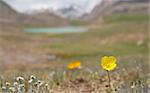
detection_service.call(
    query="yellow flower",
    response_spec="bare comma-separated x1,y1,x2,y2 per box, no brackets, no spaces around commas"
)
67,61,81,70
101,56,117,71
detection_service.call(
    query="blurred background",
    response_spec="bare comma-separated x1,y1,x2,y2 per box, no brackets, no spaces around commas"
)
0,0,149,74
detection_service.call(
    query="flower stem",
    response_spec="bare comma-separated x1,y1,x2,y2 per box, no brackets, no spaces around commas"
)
107,70,111,92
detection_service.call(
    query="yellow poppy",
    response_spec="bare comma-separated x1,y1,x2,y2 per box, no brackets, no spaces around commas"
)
67,61,81,70
101,56,117,71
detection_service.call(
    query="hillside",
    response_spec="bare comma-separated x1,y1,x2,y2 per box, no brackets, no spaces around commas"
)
0,0,69,27
0,0,18,23
21,12,69,27
81,0,149,21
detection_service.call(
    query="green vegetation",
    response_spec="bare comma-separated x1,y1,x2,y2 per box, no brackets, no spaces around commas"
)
104,14,149,23
0,14,149,93
69,19,88,26
39,19,148,59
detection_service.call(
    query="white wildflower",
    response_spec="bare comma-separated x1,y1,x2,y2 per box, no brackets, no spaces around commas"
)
2,86,6,90
5,82,10,86
30,75,36,80
16,76,24,81
9,87,16,92
13,82,18,86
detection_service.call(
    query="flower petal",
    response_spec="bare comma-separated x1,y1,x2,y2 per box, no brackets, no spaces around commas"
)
101,56,117,71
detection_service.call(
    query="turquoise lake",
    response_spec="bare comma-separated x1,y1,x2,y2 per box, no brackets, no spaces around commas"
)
24,27,88,34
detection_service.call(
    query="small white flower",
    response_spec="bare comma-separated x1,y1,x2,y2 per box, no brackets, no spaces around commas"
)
30,75,36,80
28,79,33,84
16,76,24,81
131,85,135,89
34,80,44,87
13,82,18,86
2,86,6,90
5,82,11,86
37,80,41,83
29,75,37,84
9,87,16,92
131,82,136,89
37,80,43,87
19,84,25,88
45,83,49,89
45,83,49,87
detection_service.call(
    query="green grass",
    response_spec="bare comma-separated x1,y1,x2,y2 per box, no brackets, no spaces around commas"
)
1,13,148,68
69,19,88,26
34,14,149,75
39,22,148,58
0,14,149,93
104,14,149,23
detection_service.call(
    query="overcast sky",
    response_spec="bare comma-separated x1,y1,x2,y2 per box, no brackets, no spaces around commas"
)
4,0,102,13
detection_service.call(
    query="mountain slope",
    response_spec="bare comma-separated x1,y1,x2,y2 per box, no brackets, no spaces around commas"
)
0,0,69,27
21,12,69,27
0,0,18,23
81,0,149,21
55,5,85,19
